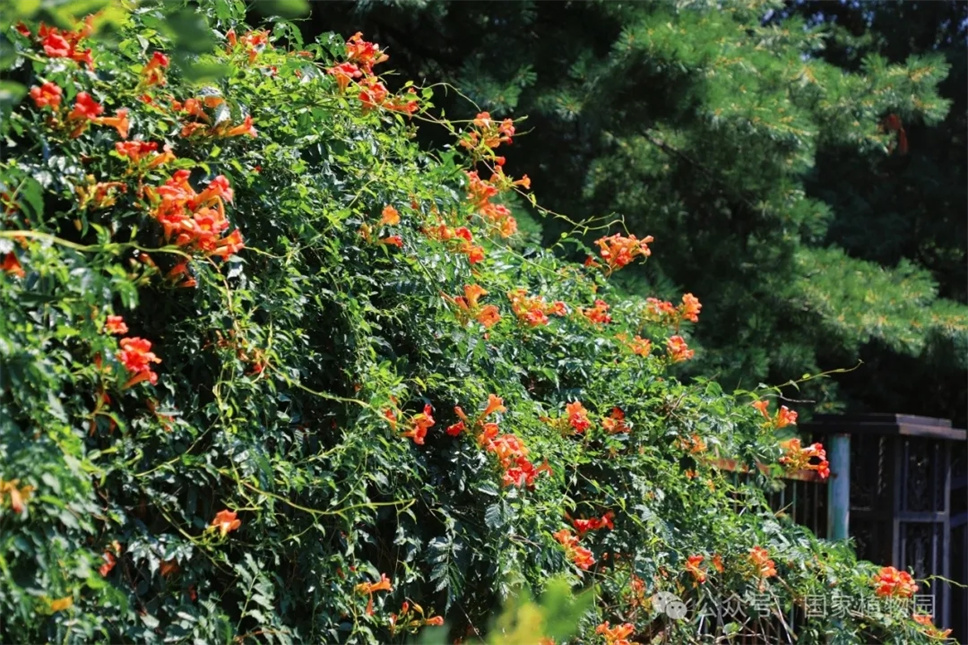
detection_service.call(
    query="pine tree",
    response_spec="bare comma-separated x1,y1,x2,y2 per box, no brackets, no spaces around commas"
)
770,0,968,422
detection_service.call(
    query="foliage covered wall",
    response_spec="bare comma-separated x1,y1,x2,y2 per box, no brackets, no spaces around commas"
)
0,1,953,643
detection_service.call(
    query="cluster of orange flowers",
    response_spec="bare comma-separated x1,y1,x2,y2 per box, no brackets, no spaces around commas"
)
912,613,953,640
328,62,363,91
778,438,830,480
642,297,676,322
680,293,702,323
172,95,256,139
588,233,654,276
487,163,530,192
507,288,567,327
103,314,162,389
116,140,176,171
29,45,169,139
465,170,520,238
623,574,649,610
676,433,707,454
355,573,393,615
451,107,529,236
0,478,35,515
98,540,122,577
609,294,702,364
748,546,777,590
543,403,633,437
666,335,694,362
385,404,436,445
582,299,612,325
595,622,635,645
489,430,549,488
210,509,241,537
144,171,244,261
564,401,592,433
553,529,595,570
614,333,652,357
422,221,485,264
449,395,551,488
752,400,798,429
226,28,270,65
380,205,401,226
642,293,702,329
360,204,406,247
345,31,387,70
79,94,128,139
542,401,593,435
447,284,501,328
28,83,129,139
2,251,25,278
29,81,62,109
571,511,614,536
459,111,516,153
389,600,444,635
674,548,779,594
601,407,630,434
446,393,503,438
75,176,126,211
873,565,918,598
140,51,170,87
452,110,532,256
117,337,162,388
326,33,418,114
17,17,96,69
23,32,247,294
404,405,436,445
684,554,708,584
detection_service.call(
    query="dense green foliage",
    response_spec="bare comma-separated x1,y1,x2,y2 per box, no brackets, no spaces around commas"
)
776,0,968,422
316,0,968,426
0,2,955,644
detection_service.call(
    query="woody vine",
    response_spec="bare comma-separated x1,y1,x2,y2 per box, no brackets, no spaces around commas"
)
0,3,950,644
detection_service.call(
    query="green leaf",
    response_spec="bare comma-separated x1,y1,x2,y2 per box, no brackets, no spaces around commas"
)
251,0,309,19
0,81,26,109
176,56,229,83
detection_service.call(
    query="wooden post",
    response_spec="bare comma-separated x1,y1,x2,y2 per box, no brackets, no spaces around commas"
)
827,433,850,540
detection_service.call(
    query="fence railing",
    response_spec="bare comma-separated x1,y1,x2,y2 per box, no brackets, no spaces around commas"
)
708,414,966,643
801,414,966,642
